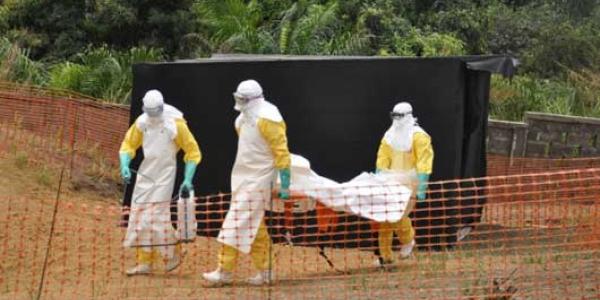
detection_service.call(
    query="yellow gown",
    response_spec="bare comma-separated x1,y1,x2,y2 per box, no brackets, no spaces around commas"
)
375,131,433,262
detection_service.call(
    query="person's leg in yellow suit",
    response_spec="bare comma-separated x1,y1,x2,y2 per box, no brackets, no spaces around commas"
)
378,216,415,264
205,220,273,285
136,248,161,264
127,244,183,275
126,247,159,275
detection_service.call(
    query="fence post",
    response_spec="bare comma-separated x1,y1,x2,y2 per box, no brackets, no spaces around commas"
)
67,101,79,179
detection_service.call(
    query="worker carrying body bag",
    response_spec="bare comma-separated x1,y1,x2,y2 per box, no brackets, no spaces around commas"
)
177,187,197,242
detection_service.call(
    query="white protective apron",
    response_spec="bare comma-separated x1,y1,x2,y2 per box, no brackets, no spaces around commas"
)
217,100,284,254
123,120,179,259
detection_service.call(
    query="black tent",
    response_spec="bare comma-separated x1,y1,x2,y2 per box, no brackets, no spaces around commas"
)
126,55,516,249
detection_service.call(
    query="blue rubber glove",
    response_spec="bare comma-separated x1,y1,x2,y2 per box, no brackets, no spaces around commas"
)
180,162,197,192
375,168,382,174
119,153,132,184
278,168,291,200
416,173,430,202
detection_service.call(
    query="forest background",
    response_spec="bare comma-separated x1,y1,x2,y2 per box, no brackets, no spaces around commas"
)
1,0,599,121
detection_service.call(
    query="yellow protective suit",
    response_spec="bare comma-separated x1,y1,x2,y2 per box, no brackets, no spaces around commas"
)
375,131,433,262
121,117,201,264
217,114,290,271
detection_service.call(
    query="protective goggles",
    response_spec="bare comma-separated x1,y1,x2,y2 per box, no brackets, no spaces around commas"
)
143,104,164,117
390,111,411,120
233,93,262,105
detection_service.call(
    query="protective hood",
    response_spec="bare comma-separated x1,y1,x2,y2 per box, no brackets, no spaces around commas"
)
136,104,183,139
234,79,264,112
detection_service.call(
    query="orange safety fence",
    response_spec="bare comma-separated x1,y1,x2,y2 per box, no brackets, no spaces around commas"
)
0,86,129,175
1,87,600,299
1,168,599,299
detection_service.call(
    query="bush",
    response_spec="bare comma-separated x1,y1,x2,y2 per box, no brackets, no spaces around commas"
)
567,69,600,116
427,5,488,54
490,73,600,121
47,46,162,103
522,22,600,78
392,28,465,57
0,37,46,84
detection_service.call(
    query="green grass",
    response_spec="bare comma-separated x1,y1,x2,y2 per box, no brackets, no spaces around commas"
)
14,151,28,169
490,71,600,121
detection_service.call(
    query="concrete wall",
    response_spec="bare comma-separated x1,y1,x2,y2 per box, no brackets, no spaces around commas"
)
487,112,600,158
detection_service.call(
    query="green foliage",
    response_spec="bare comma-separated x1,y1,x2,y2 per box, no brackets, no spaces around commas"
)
36,166,52,187
483,3,549,56
193,0,272,54
280,2,341,54
2,0,201,60
523,22,600,78
0,0,599,119
393,28,465,56
2,0,90,60
48,46,162,103
490,74,600,121
0,37,46,84
14,151,29,170
567,69,600,115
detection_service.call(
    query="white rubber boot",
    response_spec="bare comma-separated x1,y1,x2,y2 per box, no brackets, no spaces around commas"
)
202,268,233,285
399,239,416,259
246,270,275,286
126,264,152,276
457,226,473,242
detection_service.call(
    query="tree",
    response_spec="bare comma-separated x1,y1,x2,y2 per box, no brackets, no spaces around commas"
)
2,0,203,60
48,46,163,103
3,0,90,60
86,0,204,58
193,0,275,53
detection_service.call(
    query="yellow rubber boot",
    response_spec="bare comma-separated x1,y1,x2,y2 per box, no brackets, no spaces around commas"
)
247,221,274,285
378,222,395,264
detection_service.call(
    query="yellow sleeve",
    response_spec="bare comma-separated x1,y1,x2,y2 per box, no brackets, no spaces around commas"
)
257,118,291,169
376,139,393,170
119,123,143,158
413,132,434,174
174,119,202,164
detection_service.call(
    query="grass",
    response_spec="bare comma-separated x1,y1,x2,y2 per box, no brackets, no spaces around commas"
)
35,166,52,187
490,71,600,121
14,151,28,169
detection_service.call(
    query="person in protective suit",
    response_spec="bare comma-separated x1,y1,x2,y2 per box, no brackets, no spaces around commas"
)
119,89,201,276
203,79,291,285
374,101,433,265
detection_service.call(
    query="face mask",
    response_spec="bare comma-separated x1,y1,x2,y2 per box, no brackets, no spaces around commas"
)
143,104,164,118
233,93,262,111
233,94,250,111
389,111,411,121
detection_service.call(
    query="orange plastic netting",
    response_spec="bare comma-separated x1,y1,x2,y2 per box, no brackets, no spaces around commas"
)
1,89,599,299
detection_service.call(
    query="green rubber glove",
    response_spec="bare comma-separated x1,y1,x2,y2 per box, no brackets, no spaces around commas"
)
278,168,291,200
180,162,197,192
119,153,132,184
416,173,430,202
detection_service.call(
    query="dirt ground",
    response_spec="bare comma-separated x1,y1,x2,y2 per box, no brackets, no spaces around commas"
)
1,155,599,300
